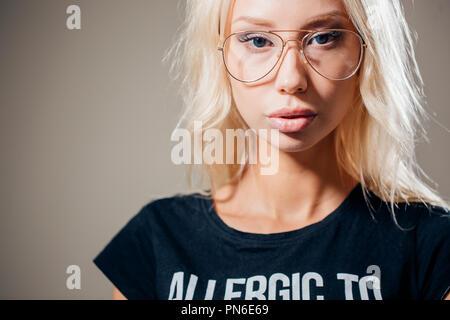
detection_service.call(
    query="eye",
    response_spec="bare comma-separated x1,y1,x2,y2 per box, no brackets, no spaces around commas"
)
252,37,268,48
309,31,342,45
238,33,273,48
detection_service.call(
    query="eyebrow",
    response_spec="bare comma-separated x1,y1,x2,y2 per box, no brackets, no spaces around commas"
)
232,10,351,30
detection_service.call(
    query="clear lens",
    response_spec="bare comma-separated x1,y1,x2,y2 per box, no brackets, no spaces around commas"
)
223,31,283,82
303,30,363,80
222,30,363,82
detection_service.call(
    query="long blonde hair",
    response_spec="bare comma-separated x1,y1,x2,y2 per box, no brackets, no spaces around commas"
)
163,0,450,225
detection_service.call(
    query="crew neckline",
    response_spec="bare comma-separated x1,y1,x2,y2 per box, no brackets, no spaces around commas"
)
199,183,363,243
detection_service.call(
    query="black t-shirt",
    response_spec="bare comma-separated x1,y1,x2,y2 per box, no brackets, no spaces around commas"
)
93,183,450,300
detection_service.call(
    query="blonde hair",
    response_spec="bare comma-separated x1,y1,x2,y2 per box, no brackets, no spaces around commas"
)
163,0,450,226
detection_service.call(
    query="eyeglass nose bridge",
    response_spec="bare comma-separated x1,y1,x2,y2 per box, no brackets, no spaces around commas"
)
279,38,309,65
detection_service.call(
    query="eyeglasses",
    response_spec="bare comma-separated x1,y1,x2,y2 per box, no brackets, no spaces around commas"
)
218,29,367,83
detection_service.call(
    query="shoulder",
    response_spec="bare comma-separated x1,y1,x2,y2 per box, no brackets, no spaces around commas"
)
357,195,450,253
383,202,450,255
415,204,450,225
395,201,449,235
364,192,450,232
405,204,450,300
141,191,209,214
411,204,450,244
134,191,210,227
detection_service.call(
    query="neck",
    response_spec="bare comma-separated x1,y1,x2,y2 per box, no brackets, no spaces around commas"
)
214,131,358,222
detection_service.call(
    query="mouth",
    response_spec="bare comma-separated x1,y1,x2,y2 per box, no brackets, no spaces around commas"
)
266,114,317,133
267,107,317,119
276,115,314,119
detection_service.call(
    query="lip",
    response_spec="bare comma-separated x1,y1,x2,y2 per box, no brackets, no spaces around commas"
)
267,115,316,133
265,106,317,133
267,107,317,118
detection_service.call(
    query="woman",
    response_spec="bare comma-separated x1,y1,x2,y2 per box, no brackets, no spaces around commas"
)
93,0,450,300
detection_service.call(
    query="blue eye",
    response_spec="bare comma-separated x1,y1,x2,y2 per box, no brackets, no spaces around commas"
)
311,31,342,45
238,33,273,49
315,34,330,44
252,37,267,48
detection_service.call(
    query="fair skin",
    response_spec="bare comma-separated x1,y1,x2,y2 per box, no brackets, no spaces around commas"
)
112,0,450,301
211,0,450,300
212,0,359,234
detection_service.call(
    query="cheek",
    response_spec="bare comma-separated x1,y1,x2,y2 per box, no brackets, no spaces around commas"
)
229,82,262,125
315,77,358,119
229,75,359,132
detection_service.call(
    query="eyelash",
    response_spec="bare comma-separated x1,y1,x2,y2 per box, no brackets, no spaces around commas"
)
239,33,273,44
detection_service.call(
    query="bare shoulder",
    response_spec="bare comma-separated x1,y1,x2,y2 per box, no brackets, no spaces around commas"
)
112,286,127,300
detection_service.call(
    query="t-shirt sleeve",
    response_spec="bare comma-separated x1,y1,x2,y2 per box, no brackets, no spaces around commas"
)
93,205,157,300
415,206,450,300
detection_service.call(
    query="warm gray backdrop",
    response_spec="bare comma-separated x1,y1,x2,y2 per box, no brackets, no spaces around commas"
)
0,0,448,299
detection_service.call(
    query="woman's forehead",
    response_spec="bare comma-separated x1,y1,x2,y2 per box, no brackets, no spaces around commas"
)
230,0,349,30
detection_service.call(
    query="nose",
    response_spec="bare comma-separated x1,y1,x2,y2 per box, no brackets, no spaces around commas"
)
274,40,309,94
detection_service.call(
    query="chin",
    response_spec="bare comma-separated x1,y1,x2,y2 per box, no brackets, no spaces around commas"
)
266,135,314,153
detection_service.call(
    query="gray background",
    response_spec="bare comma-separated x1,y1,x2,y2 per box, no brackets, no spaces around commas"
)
0,0,448,299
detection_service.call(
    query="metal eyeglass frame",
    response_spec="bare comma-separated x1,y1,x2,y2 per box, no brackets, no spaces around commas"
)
217,28,367,83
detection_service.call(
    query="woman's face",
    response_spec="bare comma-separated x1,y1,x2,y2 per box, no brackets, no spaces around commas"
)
226,0,360,152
